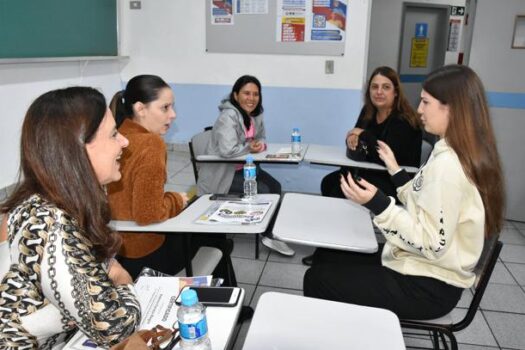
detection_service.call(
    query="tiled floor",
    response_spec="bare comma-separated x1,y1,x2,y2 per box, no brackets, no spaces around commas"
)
166,145,525,350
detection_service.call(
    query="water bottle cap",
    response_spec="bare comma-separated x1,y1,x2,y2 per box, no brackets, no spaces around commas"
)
246,155,254,163
180,288,198,306
293,127,299,132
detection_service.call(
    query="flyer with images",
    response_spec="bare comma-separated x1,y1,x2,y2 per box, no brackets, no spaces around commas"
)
211,0,234,25
311,0,347,41
196,201,272,225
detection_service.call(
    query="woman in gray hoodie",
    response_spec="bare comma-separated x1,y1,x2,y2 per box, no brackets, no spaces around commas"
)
198,75,294,256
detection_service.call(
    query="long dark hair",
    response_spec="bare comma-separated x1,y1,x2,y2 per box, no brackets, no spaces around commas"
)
423,65,504,237
1,87,121,261
362,66,419,129
110,75,170,127
229,75,264,130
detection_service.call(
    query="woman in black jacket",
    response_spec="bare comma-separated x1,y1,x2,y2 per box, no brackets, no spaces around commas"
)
321,66,422,199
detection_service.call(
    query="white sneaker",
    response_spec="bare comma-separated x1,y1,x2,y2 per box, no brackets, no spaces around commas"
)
261,237,295,256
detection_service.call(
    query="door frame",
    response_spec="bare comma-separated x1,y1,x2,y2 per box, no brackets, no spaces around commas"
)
397,2,451,75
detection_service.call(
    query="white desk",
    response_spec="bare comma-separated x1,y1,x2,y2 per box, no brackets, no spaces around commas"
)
65,289,245,350
196,143,308,163
272,193,378,253
304,144,419,173
111,194,280,273
110,194,279,235
242,292,405,350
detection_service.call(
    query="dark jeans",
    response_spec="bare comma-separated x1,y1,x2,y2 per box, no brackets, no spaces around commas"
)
229,167,282,194
229,166,281,240
118,233,236,286
303,245,463,320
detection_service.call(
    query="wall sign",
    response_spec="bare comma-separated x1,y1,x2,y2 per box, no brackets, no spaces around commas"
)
451,6,465,16
410,38,429,68
415,22,428,38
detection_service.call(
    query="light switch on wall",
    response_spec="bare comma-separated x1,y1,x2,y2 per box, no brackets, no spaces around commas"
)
130,1,141,10
325,60,334,74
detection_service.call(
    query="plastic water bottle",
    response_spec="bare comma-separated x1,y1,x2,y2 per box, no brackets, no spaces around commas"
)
291,128,301,156
177,289,212,350
243,155,257,200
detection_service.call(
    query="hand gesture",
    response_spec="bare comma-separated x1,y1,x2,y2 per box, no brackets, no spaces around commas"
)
179,192,190,208
108,259,133,285
346,127,364,150
249,140,265,153
340,173,377,205
377,141,400,175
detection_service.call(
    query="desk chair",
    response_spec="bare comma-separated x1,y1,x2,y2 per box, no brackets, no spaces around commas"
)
174,246,222,277
400,237,503,350
189,127,262,259
189,126,213,182
421,139,433,166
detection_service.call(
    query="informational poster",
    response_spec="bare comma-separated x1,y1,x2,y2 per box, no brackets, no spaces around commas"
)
236,0,268,14
410,38,429,68
276,0,307,42
311,0,347,41
276,0,347,42
447,19,461,52
211,0,234,25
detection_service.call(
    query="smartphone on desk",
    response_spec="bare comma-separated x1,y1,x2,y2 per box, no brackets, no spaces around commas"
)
209,193,244,201
176,286,241,307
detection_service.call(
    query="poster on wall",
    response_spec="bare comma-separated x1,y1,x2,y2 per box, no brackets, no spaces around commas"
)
410,38,429,68
276,0,307,42
211,0,234,25
236,0,268,14
447,19,461,52
311,0,347,41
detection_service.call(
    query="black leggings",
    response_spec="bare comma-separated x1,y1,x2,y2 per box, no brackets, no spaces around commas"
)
118,233,236,286
229,167,282,194
303,245,463,320
321,167,398,200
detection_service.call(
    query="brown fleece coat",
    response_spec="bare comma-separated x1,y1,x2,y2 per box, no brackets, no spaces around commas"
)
107,119,185,258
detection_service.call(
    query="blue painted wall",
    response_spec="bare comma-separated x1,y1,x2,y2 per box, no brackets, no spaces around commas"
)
165,83,363,193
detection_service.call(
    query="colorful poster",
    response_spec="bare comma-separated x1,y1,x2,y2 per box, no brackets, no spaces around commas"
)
276,0,307,42
236,0,268,14
311,0,347,41
211,0,234,25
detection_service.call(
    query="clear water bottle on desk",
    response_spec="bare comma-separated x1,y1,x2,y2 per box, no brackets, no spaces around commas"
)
177,289,212,350
243,155,257,200
291,127,301,156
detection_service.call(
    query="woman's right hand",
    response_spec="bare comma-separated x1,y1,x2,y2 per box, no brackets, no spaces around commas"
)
179,192,189,208
249,140,265,153
108,259,133,285
346,128,364,150
377,140,400,175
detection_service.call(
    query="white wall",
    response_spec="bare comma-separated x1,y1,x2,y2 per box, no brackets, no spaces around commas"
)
367,0,466,77
468,0,525,221
119,0,371,90
117,0,373,193
0,60,123,189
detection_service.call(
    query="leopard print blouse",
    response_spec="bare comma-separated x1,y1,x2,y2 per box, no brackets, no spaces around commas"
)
0,194,141,349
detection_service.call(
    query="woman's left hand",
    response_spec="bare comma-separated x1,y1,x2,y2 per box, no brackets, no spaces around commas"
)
340,173,377,205
249,140,265,153
377,140,400,175
108,259,133,285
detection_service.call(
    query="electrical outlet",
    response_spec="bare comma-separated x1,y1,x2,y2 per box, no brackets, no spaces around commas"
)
130,1,141,10
325,60,334,74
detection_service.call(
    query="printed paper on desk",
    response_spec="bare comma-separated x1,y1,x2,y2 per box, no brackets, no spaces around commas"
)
135,276,212,329
196,201,272,225
63,276,212,349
